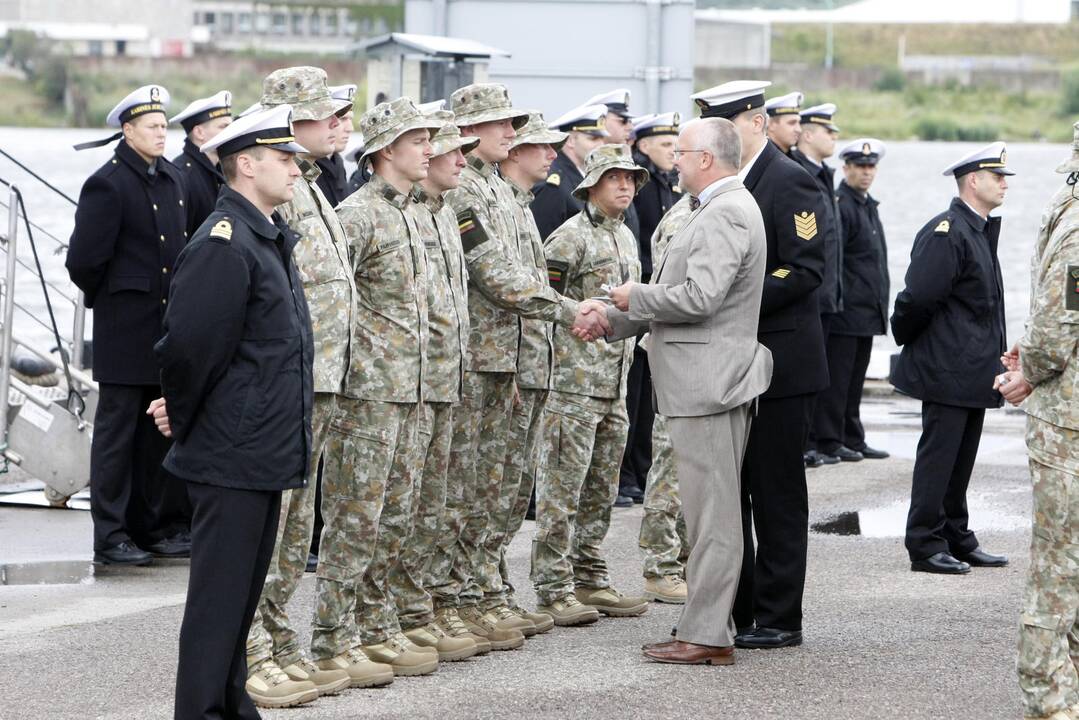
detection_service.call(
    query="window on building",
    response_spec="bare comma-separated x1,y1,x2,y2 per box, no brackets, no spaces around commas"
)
221,13,234,34
116,39,126,55
88,40,103,56
255,12,270,33
272,12,286,34
203,11,215,26
309,13,321,35
292,12,304,35
237,12,252,33
344,17,357,36
325,11,338,35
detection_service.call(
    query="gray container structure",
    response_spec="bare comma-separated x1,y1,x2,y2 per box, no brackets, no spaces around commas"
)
403,0,696,119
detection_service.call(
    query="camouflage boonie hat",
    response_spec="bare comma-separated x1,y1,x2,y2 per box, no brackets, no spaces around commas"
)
260,66,351,122
450,83,529,130
572,143,649,202
358,97,442,167
1056,121,1079,174
510,112,568,151
424,109,480,157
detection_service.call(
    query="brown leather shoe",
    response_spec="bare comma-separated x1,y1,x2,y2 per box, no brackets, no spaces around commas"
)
642,640,734,666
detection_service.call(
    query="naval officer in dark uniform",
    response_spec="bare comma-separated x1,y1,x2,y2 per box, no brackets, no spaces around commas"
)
314,83,356,207
169,90,232,238
816,139,891,462
764,91,803,155
891,142,1012,575
67,84,191,566
150,104,314,720
530,103,609,240
691,80,827,649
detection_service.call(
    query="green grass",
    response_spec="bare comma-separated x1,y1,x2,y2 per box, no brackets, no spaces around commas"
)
0,77,63,127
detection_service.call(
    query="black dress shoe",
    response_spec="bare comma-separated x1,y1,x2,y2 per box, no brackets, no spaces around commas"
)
803,451,824,468
956,547,1008,567
735,626,803,649
824,446,864,462
306,552,319,573
620,484,644,502
94,542,153,566
143,532,192,558
614,493,633,508
856,445,890,459
818,451,840,465
910,552,971,574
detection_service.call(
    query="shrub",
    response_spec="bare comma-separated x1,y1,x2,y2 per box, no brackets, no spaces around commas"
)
1061,67,1079,116
873,67,905,92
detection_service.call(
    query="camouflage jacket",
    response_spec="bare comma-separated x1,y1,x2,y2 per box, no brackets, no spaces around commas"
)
448,155,577,373
277,159,356,395
1021,184,1079,434
336,174,429,402
506,178,554,390
545,203,640,400
410,186,469,403
651,194,695,266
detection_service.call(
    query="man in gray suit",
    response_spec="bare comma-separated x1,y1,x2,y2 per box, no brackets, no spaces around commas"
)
583,116,772,665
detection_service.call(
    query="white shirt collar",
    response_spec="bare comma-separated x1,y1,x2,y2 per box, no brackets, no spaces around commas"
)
696,174,739,206
738,140,768,182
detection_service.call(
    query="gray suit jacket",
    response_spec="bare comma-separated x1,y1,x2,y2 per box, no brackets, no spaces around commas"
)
608,179,773,417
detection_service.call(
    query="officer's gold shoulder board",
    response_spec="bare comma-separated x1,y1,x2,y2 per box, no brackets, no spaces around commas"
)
546,173,561,187
1067,265,1079,312
771,267,791,279
456,208,491,253
547,259,570,294
209,218,233,241
794,211,818,241
934,219,950,234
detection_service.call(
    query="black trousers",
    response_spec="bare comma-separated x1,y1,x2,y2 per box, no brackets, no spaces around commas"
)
814,334,874,454
309,456,324,556
175,482,281,720
905,402,983,561
734,394,810,631
619,346,654,492
91,383,190,550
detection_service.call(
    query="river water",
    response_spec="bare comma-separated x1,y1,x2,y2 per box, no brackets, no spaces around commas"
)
0,127,1070,378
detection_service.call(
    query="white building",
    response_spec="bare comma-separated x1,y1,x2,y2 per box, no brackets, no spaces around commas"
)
696,0,1076,25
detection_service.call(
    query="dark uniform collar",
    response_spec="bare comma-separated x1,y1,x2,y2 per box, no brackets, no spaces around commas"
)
839,179,874,206
585,201,623,228
412,184,444,212
466,153,495,178
115,139,167,183
504,177,534,206
950,196,991,233
216,186,293,244
367,173,412,210
182,137,225,182
742,139,779,192
296,157,322,182
316,153,346,181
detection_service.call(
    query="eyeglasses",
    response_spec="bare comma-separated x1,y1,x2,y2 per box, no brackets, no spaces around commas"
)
672,149,711,158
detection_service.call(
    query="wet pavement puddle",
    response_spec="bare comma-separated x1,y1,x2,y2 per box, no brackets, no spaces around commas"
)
0,560,94,585
811,498,1027,538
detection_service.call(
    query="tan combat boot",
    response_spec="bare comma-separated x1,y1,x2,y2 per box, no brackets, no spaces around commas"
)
404,622,478,662
510,604,555,634
316,647,395,688
436,606,492,656
537,594,600,626
245,660,319,709
280,655,351,696
361,632,439,676
643,575,688,605
576,586,649,617
489,604,538,636
458,605,525,651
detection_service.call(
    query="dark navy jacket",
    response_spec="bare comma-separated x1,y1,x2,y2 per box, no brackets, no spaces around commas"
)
790,147,843,315
891,197,1006,409
155,187,313,491
832,180,889,337
315,152,350,208
172,138,225,239
632,149,681,282
66,140,187,385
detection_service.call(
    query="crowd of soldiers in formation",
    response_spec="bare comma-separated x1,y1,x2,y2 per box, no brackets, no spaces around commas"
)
63,65,1079,720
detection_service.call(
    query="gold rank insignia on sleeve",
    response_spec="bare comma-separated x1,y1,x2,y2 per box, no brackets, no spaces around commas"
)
1067,265,1079,312
547,173,561,186
771,268,791,279
209,219,233,241
934,220,950,234
794,211,818,241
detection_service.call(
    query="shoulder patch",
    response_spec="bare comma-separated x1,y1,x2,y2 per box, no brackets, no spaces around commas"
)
547,259,570,294
794,211,818,241
209,219,233,241
934,219,950,234
1067,265,1079,312
546,173,561,187
456,208,491,253
771,268,791,279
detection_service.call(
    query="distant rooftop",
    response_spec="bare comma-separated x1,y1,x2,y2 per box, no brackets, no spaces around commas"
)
355,32,510,58
697,0,1074,24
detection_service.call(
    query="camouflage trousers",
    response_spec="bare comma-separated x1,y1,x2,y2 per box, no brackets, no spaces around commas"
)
531,391,629,605
493,388,548,609
310,398,418,660
245,392,336,671
640,414,689,580
393,401,454,630
429,371,516,610
1017,417,1079,719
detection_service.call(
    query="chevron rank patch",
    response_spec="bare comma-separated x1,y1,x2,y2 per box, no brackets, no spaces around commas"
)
209,218,232,241
1068,265,1079,312
934,219,950,234
771,268,791,279
546,173,561,186
794,211,817,241
547,259,570,294
456,208,491,253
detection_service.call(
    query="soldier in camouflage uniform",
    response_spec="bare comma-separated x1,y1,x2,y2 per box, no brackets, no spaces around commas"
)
390,111,482,662
490,112,570,633
639,194,694,605
242,66,360,706
532,144,650,625
1004,123,1079,720
309,97,442,678
430,83,607,649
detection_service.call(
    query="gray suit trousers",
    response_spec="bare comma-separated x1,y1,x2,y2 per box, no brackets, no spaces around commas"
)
669,402,752,647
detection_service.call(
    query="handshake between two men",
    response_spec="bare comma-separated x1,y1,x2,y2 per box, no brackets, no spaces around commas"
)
571,281,635,342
